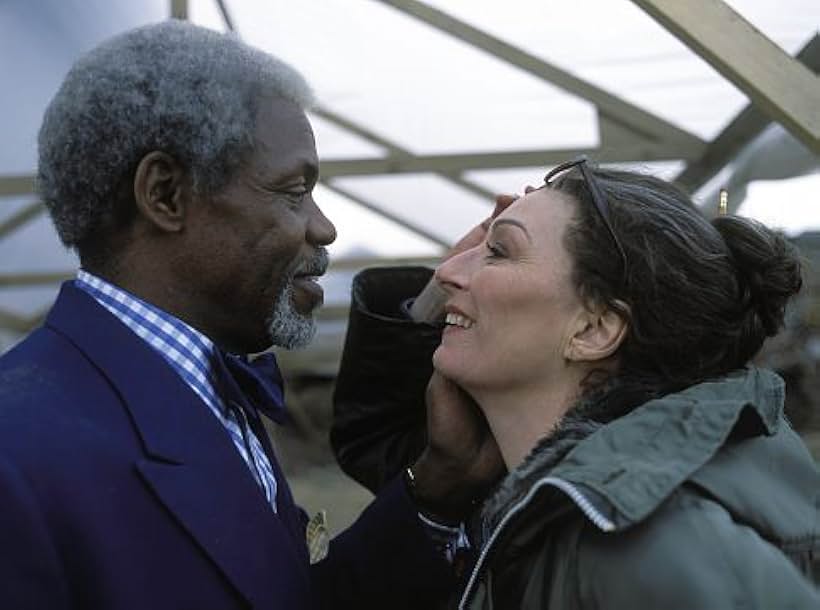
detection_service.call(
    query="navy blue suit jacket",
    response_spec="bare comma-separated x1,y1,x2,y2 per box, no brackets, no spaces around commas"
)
0,283,451,609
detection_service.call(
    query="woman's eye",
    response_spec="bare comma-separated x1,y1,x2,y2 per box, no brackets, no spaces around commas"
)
485,242,506,259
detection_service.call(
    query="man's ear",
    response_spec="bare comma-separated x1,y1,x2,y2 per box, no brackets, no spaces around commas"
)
133,151,188,233
565,301,629,363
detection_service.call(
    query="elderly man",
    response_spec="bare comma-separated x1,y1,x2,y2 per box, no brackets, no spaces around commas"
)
0,20,499,610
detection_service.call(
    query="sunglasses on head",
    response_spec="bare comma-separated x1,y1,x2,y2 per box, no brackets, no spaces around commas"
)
543,157,628,285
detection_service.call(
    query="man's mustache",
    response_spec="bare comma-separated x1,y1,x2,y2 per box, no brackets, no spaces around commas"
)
293,248,329,279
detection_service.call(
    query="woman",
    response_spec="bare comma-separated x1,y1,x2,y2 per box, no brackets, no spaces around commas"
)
332,159,820,609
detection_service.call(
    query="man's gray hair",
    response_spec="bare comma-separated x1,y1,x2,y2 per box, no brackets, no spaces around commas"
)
37,19,313,251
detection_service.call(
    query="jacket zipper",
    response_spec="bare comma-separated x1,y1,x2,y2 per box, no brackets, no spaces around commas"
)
458,476,615,609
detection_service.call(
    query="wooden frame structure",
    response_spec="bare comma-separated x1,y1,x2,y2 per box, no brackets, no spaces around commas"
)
1,0,818,343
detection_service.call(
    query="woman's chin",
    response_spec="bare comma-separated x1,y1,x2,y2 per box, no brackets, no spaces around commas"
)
432,348,470,384
432,346,452,371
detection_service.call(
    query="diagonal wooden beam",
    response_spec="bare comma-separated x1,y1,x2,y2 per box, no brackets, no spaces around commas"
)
675,35,820,192
0,308,33,333
381,0,705,155
311,106,497,201
214,0,236,31
311,106,409,156
0,306,48,333
632,0,820,154
214,1,497,233
320,180,450,249
30,307,49,329
0,201,44,240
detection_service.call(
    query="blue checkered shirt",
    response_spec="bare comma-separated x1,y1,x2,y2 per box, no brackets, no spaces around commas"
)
75,270,278,512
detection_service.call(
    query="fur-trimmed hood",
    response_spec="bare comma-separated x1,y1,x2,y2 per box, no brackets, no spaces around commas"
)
476,367,806,545
478,415,602,541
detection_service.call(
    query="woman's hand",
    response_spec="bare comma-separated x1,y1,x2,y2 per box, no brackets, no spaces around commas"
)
443,192,519,262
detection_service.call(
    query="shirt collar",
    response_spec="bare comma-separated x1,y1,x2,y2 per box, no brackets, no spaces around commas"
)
74,269,220,410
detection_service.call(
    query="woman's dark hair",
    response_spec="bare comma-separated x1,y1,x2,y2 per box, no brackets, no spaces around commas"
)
555,166,803,419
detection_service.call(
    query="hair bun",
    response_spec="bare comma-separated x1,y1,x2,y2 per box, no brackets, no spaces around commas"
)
712,216,803,337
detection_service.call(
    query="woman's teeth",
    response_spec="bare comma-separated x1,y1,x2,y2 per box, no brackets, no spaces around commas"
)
445,312,474,329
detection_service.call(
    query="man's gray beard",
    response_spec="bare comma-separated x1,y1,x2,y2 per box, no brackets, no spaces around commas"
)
266,280,316,349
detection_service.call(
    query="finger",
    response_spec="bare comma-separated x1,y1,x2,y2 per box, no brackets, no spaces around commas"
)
493,194,518,218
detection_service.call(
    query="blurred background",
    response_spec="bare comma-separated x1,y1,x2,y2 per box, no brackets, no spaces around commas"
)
1,0,818,532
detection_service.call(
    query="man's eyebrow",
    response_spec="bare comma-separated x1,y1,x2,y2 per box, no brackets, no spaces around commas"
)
266,159,318,185
491,218,532,242
287,159,318,180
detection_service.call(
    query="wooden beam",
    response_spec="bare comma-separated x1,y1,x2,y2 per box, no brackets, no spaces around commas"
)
320,144,695,177
329,255,438,271
0,201,44,240
321,179,451,248
0,174,35,197
170,0,187,19
215,10,499,210
0,260,441,289
312,106,409,157
382,0,705,154
632,0,820,154
0,271,73,287
0,259,440,291
676,35,820,192
0,308,33,333
214,0,235,31
0,307,47,333
312,107,497,201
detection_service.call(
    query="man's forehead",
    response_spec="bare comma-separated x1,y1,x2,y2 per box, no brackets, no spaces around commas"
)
256,96,312,130
248,148,318,182
251,98,318,177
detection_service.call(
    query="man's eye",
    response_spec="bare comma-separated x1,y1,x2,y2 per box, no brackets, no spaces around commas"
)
280,190,308,203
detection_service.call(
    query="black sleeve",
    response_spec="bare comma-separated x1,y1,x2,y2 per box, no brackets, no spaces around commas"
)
331,267,442,493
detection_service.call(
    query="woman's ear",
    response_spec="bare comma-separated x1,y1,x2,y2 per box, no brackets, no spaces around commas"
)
133,151,188,233
565,301,629,363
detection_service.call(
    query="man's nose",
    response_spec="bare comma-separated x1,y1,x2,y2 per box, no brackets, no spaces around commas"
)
308,199,336,246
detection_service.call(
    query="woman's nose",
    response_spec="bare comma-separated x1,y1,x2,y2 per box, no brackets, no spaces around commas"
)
434,246,475,291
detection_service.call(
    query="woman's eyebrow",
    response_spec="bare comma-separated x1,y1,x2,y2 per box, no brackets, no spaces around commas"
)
491,218,532,243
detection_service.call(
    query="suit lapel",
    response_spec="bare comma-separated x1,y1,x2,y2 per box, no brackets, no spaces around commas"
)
46,283,312,608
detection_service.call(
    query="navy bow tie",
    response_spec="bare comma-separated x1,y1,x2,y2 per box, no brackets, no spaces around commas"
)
212,350,288,424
